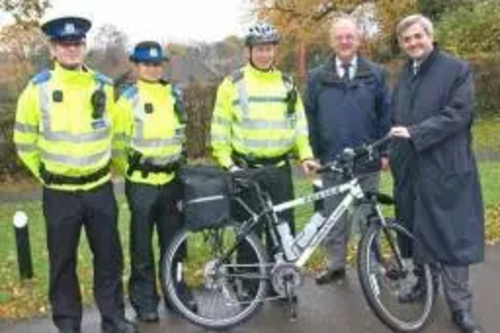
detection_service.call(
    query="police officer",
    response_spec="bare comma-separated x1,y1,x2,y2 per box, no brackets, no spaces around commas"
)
210,22,319,297
112,41,194,322
13,16,137,333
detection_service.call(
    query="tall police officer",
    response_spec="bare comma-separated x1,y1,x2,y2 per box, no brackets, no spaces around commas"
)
210,22,319,298
13,15,137,333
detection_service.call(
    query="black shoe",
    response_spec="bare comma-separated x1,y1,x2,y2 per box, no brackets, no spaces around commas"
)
452,310,483,333
179,284,198,313
398,281,427,303
101,317,138,333
398,274,440,304
315,268,346,285
136,311,159,323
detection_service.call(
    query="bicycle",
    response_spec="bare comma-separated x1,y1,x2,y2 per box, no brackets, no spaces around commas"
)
161,135,436,332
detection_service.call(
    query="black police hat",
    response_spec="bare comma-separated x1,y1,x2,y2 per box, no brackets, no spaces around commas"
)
41,16,91,42
129,41,169,63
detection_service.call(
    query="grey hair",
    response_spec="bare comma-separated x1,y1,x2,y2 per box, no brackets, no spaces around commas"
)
330,14,363,37
396,14,434,37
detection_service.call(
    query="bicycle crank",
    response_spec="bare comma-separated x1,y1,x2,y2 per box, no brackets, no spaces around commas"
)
270,262,304,296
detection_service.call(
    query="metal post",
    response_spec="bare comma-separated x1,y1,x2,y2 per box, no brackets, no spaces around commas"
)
12,211,34,279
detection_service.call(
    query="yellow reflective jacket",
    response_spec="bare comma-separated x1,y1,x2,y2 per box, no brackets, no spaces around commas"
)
13,63,115,191
211,64,313,169
112,80,185,185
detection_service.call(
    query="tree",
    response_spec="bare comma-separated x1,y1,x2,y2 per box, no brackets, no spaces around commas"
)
0,24,48,93
437,1,500,57
374,0,417,57
0,0,51,97
251,0,418,76
417,0,476,21
0,0,51,176
0,0,50,24
86,25,129,78
253,0,372,40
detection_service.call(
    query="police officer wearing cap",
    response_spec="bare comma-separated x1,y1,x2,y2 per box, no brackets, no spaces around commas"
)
13,16,137,333
112,41,195,322
210,22,319,299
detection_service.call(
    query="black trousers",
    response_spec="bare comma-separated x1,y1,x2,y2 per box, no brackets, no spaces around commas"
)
42,182,124,332
233,164,295,263
125,179,182,315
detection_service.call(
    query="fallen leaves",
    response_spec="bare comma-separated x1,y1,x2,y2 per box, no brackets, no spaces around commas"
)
486,203,500,245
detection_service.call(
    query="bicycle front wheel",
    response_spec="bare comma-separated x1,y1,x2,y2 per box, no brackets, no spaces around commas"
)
357,221,435,332
161,223,269,330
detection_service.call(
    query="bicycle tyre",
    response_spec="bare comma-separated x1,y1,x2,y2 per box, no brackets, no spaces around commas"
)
357,222,435,332
161,223,269,330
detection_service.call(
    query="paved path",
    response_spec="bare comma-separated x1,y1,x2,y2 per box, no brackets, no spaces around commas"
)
2,246,499,333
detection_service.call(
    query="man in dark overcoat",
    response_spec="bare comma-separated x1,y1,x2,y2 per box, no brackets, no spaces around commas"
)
389,14,485,333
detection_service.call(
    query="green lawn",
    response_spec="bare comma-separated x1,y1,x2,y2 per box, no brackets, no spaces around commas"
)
1,160,498,319
473,118,500,155
1,117,499,319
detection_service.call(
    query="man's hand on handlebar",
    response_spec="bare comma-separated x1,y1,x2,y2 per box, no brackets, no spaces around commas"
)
301,158,321,177
380,156,390,171
229,165,242,173
390,126,411,138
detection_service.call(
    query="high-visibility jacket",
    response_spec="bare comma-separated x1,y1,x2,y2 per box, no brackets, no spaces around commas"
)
211,64,313,169
112,80,185,185
13,63,115,191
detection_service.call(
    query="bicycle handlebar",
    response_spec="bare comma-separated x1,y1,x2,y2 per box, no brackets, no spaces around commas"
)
317,134,391,175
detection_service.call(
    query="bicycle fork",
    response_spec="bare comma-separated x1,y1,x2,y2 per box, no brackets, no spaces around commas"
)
372,205,409,278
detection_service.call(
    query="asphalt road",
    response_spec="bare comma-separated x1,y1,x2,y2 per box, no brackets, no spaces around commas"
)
1,246,499,333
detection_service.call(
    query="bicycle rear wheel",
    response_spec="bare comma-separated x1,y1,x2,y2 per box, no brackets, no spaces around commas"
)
357,221,435,332
161,223,269,330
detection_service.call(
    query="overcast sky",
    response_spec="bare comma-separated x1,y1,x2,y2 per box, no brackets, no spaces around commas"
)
1,0,255,45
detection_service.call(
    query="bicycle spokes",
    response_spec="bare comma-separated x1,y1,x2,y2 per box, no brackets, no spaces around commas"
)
162,224,270,329
358,223,435,332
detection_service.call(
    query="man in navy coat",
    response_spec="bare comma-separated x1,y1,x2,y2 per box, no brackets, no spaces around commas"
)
305,15,391,285
389,14,485,333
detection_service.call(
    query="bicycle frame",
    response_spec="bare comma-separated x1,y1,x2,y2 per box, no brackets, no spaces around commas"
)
231,173,387,269
275,177,383,267
225,135,394,274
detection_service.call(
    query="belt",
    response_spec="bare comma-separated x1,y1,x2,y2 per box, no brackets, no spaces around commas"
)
40,163,109,185
127,160,180,178
127,149,182,178
232,151,290,169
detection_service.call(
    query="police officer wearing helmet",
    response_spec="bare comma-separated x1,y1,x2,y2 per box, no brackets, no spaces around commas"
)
210,22,319,298
13,16,137,333
112,41,195,322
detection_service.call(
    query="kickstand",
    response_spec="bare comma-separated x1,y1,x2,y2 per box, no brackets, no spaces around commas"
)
284,281,297,322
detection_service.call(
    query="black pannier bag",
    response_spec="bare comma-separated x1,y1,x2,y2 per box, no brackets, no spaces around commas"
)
180,165,232,231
